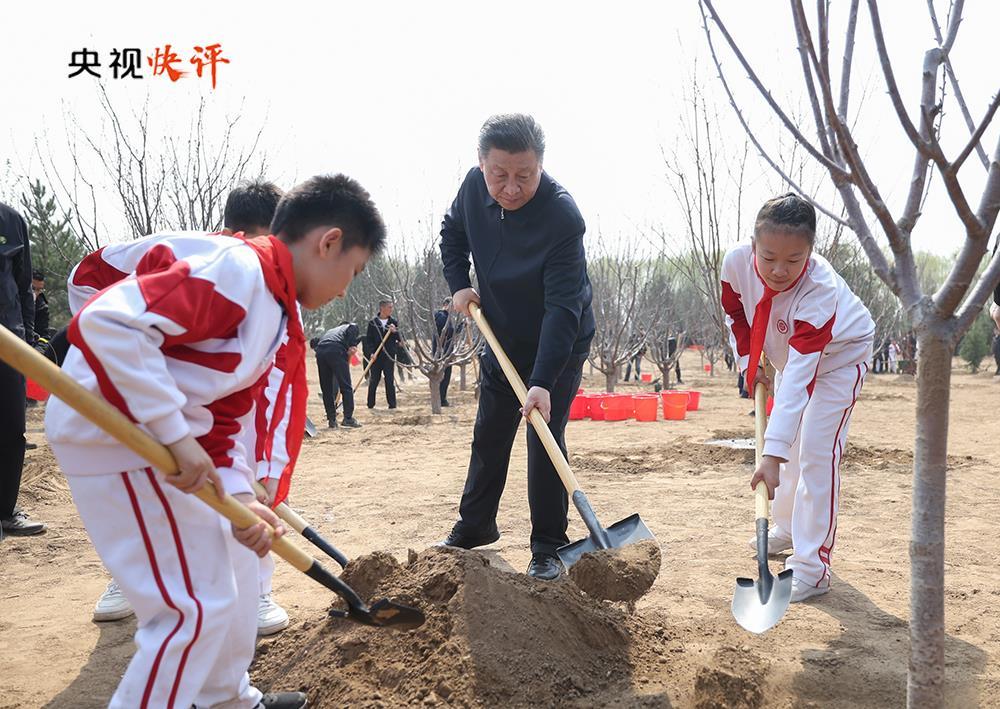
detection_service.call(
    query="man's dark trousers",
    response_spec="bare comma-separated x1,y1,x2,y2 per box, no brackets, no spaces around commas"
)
367,353,397,408
316,345,353,423
440,364,453,403
0,360,26,520
453,351,585,556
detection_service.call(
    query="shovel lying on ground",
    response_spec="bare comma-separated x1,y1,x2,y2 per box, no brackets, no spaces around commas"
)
731,362,793,634
253,480,349,568
0,326,423,630
468,303,655,569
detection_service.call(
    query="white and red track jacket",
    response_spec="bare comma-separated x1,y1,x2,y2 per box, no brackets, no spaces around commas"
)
46,233,288,496
66,234,296,489
721,243,874,461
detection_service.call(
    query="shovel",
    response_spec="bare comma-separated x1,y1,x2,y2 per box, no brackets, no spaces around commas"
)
253,481,349,568
0,326,423,630
731,364,793,633
468,303,654,569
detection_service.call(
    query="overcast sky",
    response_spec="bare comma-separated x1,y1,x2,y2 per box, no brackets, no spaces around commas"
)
1,0,997,257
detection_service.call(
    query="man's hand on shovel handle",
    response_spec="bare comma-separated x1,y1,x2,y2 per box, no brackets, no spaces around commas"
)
750,455,782,500
521,386,551,423
452,288,480,317
232,493,286,557
166,435,224,500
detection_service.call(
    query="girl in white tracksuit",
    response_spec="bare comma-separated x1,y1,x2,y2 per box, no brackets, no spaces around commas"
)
721,193,874,603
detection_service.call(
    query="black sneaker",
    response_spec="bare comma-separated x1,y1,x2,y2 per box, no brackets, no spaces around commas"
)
526,552,564,581
1,509,46,537
327,420,338,429
438,527,500,550
258,692,308,709
441,400,450,407
24,442,38,451
341,417,362,428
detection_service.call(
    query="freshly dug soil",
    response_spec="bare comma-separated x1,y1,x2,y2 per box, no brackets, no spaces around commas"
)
568,539,662,602
693,646,767,709
253,546,644,707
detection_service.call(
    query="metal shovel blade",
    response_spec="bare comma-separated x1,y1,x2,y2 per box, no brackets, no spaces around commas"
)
731,519,793,633
329,598,426,630
304,416,318,438
556,513,655,569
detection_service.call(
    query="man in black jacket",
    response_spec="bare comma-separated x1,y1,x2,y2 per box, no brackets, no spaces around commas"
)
366,301,400,409
433,296,457,406
439,114,594,580
0,202,45,537
314,322,363,428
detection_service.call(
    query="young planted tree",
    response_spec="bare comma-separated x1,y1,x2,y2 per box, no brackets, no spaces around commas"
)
587,243,664,392
701,2,1000,704
643,259,689,388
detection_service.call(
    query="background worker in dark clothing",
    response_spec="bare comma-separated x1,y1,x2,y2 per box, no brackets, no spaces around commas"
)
314,322,363,428
434,296,457,406
623,329,646,381
31,271,49,342
0,201,45,537
366,300,400,409
439,113,595,581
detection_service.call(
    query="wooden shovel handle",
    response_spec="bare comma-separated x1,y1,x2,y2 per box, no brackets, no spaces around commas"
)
0,325,315,574
469,303,581,495
753,355,770,521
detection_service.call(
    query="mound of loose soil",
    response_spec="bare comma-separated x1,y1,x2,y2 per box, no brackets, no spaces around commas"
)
693,646,767,709
568,539,662,602
253,547,644,707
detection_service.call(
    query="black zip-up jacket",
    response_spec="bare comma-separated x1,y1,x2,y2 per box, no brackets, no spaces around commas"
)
365,315,400,359
316,323,361,355
0,202,34,343
440,168,594,389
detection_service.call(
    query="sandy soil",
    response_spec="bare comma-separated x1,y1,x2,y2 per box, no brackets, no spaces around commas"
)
1,350,998,708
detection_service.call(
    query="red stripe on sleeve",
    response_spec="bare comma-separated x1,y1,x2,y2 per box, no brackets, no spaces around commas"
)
790,315,836,355
721,280,751,357
162,345,242,373
67,314,138,422
72,247,129,291
197,385,256,470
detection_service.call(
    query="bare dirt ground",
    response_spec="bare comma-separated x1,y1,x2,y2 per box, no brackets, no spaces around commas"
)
1,350,998,708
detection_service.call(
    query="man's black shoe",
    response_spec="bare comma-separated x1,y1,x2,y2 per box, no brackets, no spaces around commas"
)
327,420,338,429
1,509,46,537
438,528,500,549
258,692,308,709
441,400,450,407
25,442,38,450
527,552,564,581
341,417,362,428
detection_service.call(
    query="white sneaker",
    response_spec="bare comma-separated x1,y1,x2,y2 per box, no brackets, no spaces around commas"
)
746,527,793,555
790,578,830,603
257,593,289,636
93,581,135,622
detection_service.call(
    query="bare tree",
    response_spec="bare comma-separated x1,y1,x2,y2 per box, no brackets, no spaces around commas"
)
587,243,665,392
701,2,1000,705
659,77,748,377
38,85,267,245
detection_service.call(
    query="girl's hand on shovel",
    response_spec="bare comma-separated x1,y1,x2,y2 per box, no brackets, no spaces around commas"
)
232,493,286,557
166,435,224,500
521,386,551,423
750,456,782,500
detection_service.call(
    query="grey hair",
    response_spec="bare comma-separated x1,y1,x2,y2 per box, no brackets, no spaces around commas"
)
478,113,545,160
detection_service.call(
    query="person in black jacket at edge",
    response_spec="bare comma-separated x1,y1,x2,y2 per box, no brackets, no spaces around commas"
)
314,322,363,429
0,201,45,538
434,296,458,406
366,300,401,409
438,114,595,581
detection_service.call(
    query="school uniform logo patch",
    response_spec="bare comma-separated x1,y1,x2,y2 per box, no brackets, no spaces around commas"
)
776,319,788,334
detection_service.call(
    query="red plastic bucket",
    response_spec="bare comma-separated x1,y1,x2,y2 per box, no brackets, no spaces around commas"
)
588,393,610,420
26,378,49,402
569,394,588,420
640,373,652,383
685,391,701,411
350,354,360,366
633,394,659,422
661,391,689,420
703,364,711,372
602,394,632,421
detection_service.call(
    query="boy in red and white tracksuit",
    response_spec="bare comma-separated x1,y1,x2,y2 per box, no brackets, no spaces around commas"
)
45,175,385,708
721,193,874,603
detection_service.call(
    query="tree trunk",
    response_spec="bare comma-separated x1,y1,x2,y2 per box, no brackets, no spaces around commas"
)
908,329,951,708
428,371,444,415
605,366,617,393
659,364,672,389
459,363,467,391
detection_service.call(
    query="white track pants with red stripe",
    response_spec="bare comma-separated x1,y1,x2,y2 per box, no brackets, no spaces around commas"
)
771,362,868,587
68,469,262,709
